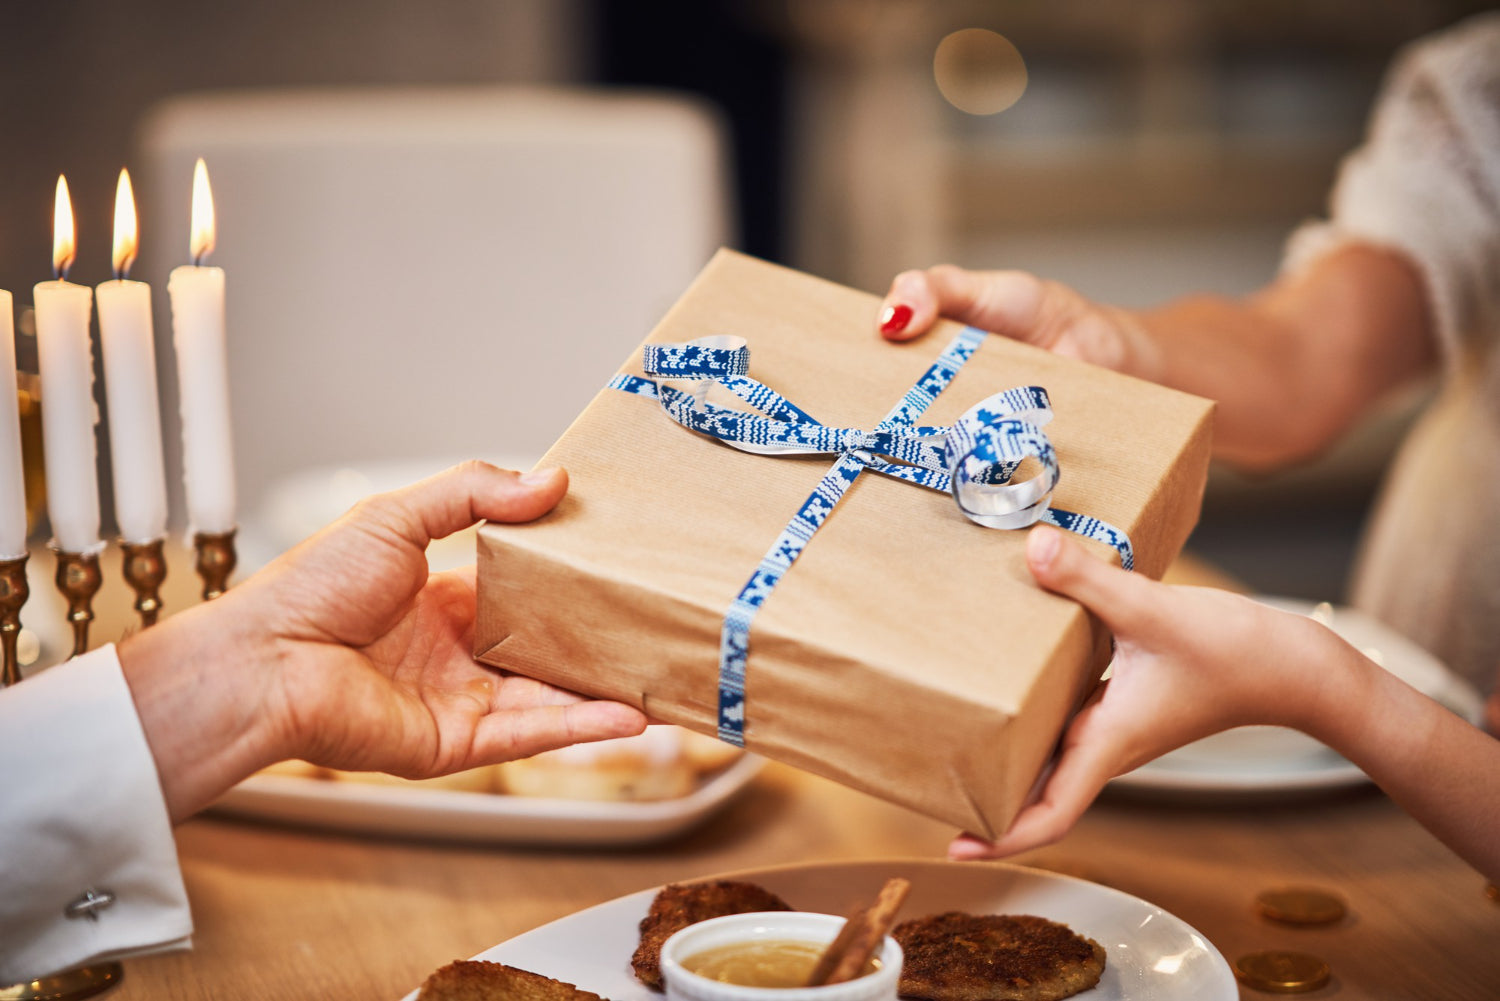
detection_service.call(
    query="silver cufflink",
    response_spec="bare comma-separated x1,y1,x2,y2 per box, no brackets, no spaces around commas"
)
64,888,116,921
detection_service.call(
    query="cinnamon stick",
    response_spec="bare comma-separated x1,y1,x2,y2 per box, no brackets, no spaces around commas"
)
806,877,911,986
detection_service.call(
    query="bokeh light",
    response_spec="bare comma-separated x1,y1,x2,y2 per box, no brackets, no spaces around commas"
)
933,28,1028,116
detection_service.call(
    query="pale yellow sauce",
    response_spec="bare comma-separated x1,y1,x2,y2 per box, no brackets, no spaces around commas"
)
682,939,879,988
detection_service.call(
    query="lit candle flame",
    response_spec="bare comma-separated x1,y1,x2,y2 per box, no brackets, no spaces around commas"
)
189,158,216,266
53,175,76,279
113,168,139,280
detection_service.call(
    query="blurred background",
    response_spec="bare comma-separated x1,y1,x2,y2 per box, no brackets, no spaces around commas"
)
3,0,1492,610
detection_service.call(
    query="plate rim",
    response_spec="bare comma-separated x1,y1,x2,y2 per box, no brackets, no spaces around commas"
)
212,752,765,845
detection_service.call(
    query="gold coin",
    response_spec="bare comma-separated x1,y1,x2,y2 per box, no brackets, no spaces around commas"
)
1234,951,1331,993
1255,887,1347,926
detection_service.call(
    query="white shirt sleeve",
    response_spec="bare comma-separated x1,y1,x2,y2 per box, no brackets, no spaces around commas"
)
0,645,192,983
1283,11,1500,367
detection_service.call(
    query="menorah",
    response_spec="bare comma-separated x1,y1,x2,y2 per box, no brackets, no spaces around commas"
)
0,531,236,686
1,158,235,1001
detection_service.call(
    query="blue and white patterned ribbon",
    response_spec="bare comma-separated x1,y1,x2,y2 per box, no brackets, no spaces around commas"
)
608,328,1133,745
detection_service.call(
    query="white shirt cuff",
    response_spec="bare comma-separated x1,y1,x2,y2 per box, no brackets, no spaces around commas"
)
0,645,192,983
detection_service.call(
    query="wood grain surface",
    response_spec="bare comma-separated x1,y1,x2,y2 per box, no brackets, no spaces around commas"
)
106,760,1499,1001
53,546,1498,1001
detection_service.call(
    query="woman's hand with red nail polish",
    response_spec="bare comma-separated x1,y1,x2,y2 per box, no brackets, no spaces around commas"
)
876,264,1152,381
877,270,937,342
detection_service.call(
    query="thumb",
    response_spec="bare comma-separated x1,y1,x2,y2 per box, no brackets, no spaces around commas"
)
1026,525,1160,637
369,460,569,549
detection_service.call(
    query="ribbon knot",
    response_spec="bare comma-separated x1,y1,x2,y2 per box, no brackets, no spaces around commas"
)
840,429,881,465
608,329,1132,745
841,429,870,451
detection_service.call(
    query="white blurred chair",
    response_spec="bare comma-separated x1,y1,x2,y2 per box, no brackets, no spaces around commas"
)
134,86,733,560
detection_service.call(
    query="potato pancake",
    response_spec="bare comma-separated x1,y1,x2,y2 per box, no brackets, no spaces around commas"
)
893,912,1106,1001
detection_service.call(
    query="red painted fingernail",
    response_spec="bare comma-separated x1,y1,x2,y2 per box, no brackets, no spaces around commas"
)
879,303,913,335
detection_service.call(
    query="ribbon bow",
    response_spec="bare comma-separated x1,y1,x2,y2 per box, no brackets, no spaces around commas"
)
609,329,1132,745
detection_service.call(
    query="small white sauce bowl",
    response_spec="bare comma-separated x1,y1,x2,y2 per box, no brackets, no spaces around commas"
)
661,912,903,1001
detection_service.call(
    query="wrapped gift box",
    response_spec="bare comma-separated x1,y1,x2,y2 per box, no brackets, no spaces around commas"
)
476,250,1213,838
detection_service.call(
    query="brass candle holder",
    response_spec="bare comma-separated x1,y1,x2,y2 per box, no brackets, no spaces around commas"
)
0,962,126,1001
192,529,236,601
120,539,167,628
0,963,125,1001
1,554,29,688
53,549,103,659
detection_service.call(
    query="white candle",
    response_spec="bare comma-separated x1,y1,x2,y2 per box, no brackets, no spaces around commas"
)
97,168,168,544
167,159,236,535
0,289,27,558
34,175,103,554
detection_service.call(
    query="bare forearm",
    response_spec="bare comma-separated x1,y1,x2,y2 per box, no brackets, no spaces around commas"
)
1130,244,1435,470
1297,643,1500,883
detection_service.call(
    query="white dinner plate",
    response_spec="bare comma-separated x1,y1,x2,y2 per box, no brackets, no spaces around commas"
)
212,753,764,847
1110,596,1485,798
399,858,1235,1000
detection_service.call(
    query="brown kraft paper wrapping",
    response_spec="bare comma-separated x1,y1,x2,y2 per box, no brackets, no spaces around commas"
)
476,249,1214,839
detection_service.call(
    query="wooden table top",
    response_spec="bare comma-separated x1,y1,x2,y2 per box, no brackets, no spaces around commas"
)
25,547,1498,1000
106,760,1498,1001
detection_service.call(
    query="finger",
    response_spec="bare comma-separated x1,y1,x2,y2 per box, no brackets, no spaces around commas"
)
948,709,1119,859
373,460,569,549
924,265,1050,344
1026,525,1163,636
948,832,1004,860
878,270,940,341
947,798,1068,860
472,700,648,762
978,755,1111,856
490,672,593,712
879,266,1054,347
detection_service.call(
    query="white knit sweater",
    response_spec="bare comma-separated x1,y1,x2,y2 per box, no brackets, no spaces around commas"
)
1286,12,1500,696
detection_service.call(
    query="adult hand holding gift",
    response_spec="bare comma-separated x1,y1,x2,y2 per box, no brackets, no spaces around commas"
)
0,462,646,984
122,461,646,821
875,245,1428,473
